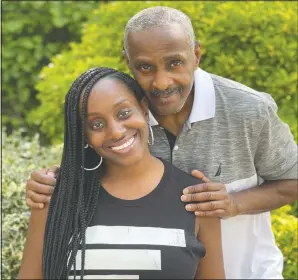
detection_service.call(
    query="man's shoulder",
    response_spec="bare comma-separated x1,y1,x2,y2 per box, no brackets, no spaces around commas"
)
210,73,278,116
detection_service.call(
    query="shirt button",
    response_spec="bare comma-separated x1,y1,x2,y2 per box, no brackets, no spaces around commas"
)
173,145,179,151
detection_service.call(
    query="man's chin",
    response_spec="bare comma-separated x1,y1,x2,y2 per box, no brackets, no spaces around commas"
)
150,105,184,116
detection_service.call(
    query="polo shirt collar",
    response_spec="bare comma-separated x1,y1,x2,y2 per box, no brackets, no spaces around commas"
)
149,68,216,126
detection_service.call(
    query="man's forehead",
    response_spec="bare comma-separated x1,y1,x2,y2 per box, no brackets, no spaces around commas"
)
128,23,187,43
127,24,190,57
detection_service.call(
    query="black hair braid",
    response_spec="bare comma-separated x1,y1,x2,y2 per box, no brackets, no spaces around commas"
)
43,69,106,279
42,67,144,280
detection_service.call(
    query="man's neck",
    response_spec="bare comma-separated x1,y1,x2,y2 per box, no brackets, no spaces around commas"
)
154,91,194,136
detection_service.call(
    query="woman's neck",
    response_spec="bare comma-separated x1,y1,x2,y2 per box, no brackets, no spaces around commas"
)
101,153,164,200
103,153,160,182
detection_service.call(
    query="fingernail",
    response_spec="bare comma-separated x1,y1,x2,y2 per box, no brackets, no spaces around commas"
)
39,204,44,209
195,212,201,216
181,195,187,201
183,189,189,194
185,205,192,211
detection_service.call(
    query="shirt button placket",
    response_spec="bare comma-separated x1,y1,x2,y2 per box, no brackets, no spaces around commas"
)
172,144,179,164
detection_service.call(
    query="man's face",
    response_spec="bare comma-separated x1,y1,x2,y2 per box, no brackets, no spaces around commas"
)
126,24,199,116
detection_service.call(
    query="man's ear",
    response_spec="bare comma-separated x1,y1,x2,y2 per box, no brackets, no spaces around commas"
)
122,48,130,69
140,97,149,119
194,40,201,67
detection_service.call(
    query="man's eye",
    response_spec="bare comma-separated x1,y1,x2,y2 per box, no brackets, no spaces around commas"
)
139,64,152,71
119,109,132,118
170,60,183,67
91,122,104,130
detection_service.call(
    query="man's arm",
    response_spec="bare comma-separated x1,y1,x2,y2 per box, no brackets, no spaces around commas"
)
181,178,297,218
233,179,297,215
182,95,297,218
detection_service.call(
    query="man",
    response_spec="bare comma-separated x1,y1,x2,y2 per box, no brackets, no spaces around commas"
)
26,6,297,279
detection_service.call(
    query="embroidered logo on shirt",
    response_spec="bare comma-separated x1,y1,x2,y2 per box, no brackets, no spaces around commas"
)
214,163,221,176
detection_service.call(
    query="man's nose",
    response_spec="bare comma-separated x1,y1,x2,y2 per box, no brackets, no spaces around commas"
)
152,71,172,91
107,120,125,140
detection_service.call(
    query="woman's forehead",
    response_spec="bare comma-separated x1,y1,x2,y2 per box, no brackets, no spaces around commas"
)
90,78,135,99
79,78,137,115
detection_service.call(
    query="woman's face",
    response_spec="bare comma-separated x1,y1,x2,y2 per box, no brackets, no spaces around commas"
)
83,77,149,167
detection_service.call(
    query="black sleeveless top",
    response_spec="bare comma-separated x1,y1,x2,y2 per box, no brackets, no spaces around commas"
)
70,160,205,279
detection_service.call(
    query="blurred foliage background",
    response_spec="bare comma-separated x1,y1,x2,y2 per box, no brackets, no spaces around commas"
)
2,1,100,132
2,1,297,279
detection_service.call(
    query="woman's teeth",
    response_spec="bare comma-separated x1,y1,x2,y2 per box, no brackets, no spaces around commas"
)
111,136,135,151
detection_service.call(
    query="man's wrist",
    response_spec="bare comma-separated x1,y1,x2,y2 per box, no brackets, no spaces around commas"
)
230,193,242,217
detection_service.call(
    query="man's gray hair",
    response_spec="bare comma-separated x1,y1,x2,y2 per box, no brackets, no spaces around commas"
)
124,6,195,53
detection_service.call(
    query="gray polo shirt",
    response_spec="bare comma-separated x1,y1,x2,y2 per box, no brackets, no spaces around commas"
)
149,68,297,279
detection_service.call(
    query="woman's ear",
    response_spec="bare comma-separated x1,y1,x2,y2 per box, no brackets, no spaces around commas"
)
140,97,149,119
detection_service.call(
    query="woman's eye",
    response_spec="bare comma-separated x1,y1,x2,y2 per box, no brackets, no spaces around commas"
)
119,109,131,118
91,122,104,130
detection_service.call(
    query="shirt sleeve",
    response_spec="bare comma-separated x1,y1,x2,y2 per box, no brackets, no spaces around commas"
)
254,94,297,180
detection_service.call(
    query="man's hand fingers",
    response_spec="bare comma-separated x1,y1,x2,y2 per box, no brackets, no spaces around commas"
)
185,201,225,212
195,209,226,218
26,198,45,209
31,169,56,186
191,170,210,183
181,190,225,202
183,182,223,195
47,166,60,179
26,179,54,195
27,190,51,204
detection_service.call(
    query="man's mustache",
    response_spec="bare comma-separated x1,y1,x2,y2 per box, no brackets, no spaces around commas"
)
148,86,183,97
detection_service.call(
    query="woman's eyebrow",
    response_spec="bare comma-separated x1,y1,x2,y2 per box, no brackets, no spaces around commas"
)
114,98,130,107
87,99,131,116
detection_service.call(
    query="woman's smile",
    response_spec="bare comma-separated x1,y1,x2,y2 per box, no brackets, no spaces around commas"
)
105,132,138,155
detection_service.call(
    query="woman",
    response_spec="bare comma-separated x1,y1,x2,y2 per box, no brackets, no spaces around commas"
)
19,67,225,279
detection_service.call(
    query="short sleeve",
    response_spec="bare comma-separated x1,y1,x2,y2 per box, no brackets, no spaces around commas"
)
254,95,297,180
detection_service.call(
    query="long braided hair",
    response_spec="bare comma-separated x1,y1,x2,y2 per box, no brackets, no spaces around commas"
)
42,67,144,279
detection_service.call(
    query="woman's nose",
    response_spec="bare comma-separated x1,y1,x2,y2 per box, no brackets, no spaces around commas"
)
107,121,126,140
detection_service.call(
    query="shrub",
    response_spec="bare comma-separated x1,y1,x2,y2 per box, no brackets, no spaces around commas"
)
2,1,100,130
29,1,297,143
1,129,62,279
271,206,298,279
290,200,298,217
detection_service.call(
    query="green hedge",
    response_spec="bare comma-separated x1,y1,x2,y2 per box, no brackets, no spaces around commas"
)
2,130,297,279
2,1,100,130
2,129,62,279
28,1,297,144
272,206,298,279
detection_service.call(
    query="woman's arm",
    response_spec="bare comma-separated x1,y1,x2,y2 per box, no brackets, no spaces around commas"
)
195,217,226,279
18,206,49,279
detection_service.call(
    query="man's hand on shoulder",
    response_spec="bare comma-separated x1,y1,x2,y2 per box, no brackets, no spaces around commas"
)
26,166,59,209
181,170,239,219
